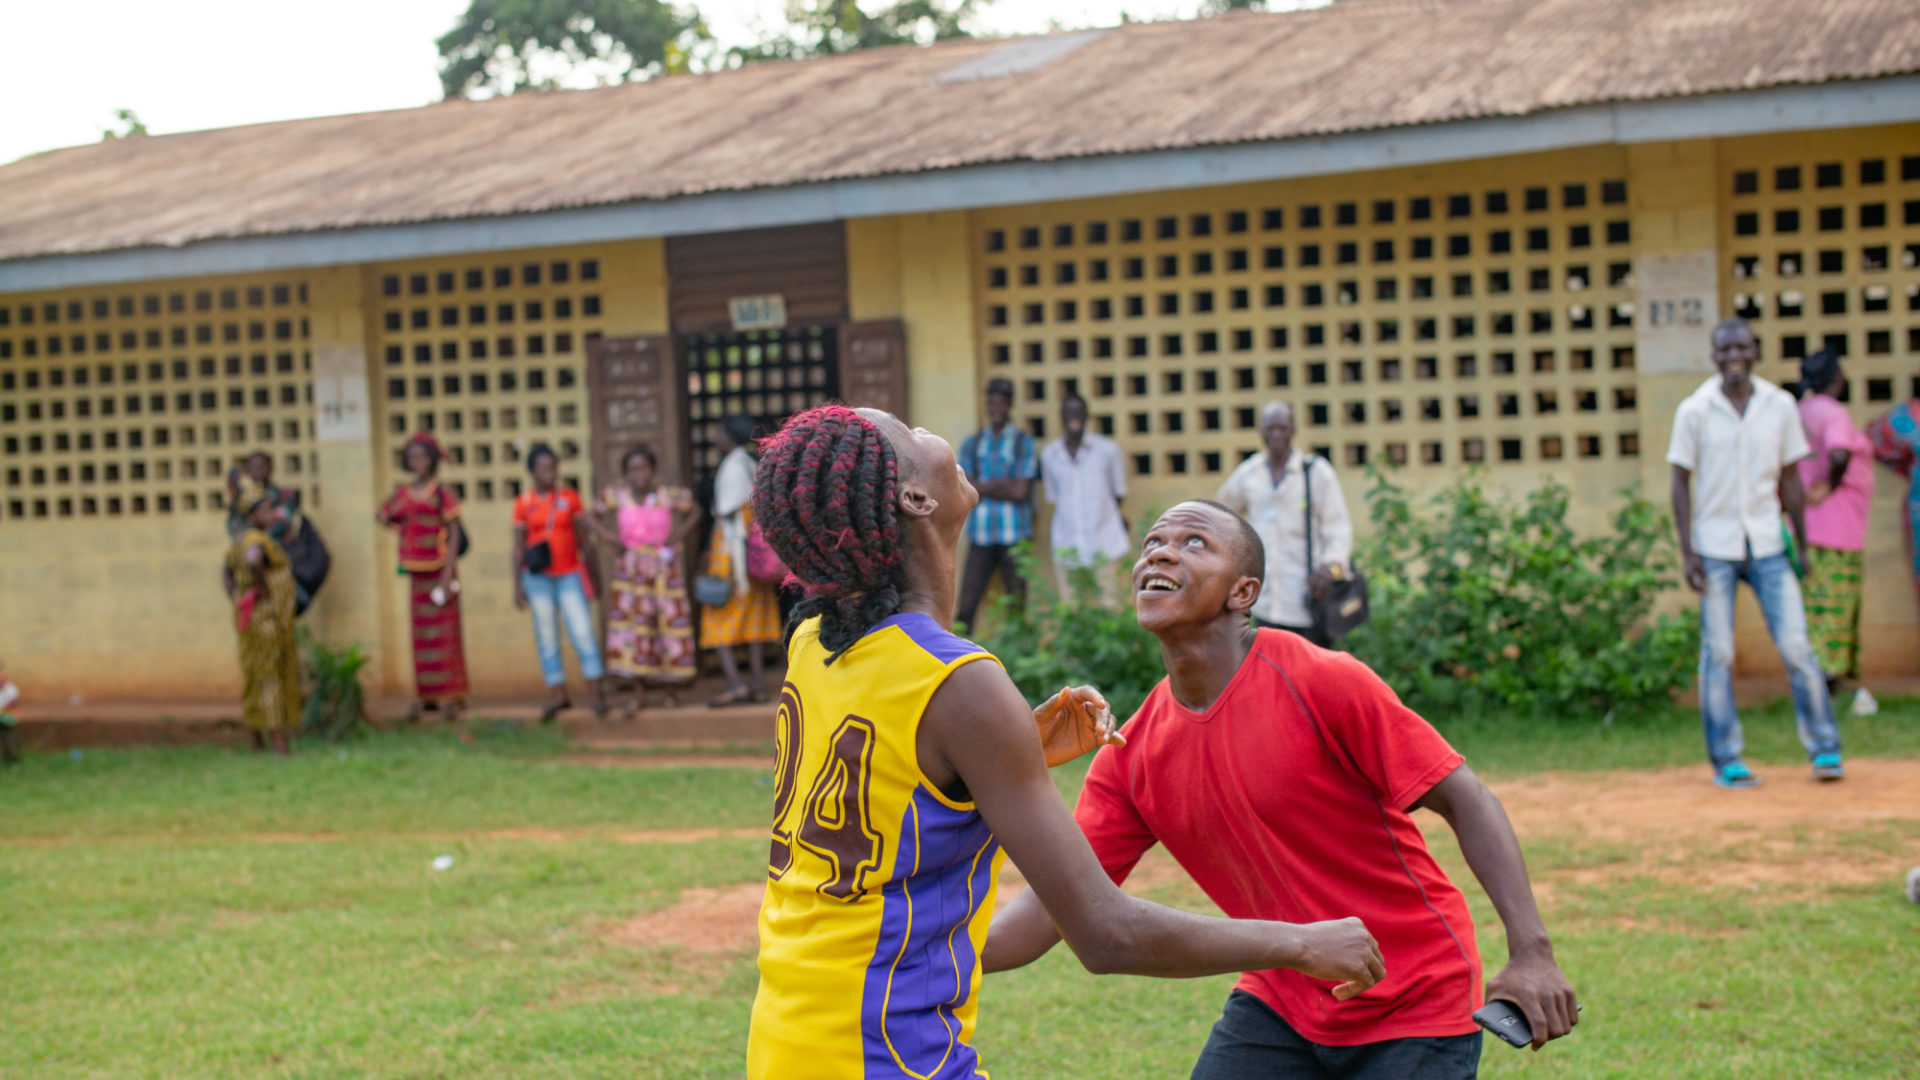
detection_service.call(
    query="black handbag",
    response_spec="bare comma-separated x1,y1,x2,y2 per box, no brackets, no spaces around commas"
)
284,516,331,616
522,492,560,574
1304,456,1370,641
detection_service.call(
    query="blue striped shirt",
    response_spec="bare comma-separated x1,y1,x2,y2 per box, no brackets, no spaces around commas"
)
959,425,1038,546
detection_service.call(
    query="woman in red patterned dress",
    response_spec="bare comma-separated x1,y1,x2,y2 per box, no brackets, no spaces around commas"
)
377,432,470,725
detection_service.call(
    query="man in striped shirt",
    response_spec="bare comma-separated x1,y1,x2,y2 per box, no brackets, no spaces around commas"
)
956,377,1039,631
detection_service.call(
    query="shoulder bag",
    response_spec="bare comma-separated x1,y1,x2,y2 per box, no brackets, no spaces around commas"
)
522,492,560,574
1304,456,1370,641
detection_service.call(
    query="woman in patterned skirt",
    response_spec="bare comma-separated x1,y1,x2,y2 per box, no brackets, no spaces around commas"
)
224,493,300,754
701,416,781,707
592,444,699,717
1794,349,1875,695
377,432,469,726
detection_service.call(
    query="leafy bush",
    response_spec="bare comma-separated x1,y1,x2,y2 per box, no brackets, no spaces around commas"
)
1342,469,1697,720
971,543,1166,720
300,630,370,741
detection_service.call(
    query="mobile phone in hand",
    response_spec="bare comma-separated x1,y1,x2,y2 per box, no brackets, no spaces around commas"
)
1473,1000,1582,1048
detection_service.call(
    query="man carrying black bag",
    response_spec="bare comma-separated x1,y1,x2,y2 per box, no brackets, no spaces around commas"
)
1216,402,1360,646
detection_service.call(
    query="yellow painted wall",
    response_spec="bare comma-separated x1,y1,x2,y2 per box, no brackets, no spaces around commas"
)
0,271,323,698
846,212,979,439
969,146,1644,583
962,128,1919,675
4,124,1912,703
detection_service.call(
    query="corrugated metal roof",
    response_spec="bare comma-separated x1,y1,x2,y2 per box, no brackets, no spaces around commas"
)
2,0,1916,262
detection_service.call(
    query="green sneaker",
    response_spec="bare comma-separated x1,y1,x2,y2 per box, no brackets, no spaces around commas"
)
1713,761,1761,789
1811,753,1844,782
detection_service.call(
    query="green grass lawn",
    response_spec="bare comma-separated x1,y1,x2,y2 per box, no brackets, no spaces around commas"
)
4,701,1917,1079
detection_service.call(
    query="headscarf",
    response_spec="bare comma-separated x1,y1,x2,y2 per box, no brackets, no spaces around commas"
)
404,431,446,467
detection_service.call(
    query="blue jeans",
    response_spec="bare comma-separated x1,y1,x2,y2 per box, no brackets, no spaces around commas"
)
522,571,603,687
1698,553,1840,769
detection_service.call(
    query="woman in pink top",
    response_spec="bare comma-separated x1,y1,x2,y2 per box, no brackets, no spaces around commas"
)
1796,349,1875,691
592,444,699,716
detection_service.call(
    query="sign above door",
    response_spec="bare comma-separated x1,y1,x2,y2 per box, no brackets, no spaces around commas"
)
729,294,787,331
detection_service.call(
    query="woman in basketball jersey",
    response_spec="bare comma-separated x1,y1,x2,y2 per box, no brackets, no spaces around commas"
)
746,405,1385,1080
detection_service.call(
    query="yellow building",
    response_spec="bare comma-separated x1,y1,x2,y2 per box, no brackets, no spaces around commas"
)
1,0,1916,700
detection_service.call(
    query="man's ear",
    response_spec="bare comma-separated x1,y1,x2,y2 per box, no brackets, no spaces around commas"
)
898,479,939,522
1226,575,1262,615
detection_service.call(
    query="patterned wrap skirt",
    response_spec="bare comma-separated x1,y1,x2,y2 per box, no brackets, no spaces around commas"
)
607,546,696,681
1801,546,1865,678
409,573,470,704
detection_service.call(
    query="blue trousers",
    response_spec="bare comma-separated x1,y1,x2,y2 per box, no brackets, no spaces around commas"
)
1698,552,1840,769
522,571,603,687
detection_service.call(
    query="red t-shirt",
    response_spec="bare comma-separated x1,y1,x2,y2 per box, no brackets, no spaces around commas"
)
513,488,586,577
1074,629,1479,1046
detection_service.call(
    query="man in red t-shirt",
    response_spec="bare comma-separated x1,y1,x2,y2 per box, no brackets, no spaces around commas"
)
984,500,1577,1078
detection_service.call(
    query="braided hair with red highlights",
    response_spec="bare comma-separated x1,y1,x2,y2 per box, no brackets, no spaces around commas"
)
752,405,906,662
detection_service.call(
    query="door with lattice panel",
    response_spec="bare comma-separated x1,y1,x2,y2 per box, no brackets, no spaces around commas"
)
680,326,841,497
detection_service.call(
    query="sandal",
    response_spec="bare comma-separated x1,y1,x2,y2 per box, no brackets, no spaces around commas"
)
708,687,752,708
540,699,572,724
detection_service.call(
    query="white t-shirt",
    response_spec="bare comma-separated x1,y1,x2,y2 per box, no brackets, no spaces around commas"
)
1216,450,1353,627
1665,374,1810,562
1040,433,1131,566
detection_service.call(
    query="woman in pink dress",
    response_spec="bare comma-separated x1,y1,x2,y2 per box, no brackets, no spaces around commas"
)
1795,349,1875,694
592,445,698,717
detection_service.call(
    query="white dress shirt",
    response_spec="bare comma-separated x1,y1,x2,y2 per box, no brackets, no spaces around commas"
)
1665,374,1809,562
1040,432,1131,566
1216,449,1353,627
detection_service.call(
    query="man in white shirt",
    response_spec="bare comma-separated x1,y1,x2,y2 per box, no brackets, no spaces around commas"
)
1040,393,1131,605
1668,317,1842,789
1215,402,1352,646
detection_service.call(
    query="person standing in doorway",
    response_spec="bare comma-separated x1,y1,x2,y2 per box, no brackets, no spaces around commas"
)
1668,317,1842,788
1215,402,1352,647
512,443,607,722
955,377,1039,631
702,415,780,707
1040,393,1130,605
1794,349,1875,702
376,432,469,728
594,444,699,717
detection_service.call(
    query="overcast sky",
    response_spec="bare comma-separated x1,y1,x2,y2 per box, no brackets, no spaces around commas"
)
1,1,1317,166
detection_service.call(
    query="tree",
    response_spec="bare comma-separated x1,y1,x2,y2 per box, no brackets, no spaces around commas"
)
731,0,982,64
437,0,709,99
101,109,148,140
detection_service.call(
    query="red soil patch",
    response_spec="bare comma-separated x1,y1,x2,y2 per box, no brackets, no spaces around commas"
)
605,883,767,955
1486,758,1920,893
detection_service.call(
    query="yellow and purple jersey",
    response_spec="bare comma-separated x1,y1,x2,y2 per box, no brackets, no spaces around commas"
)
747,613,1005,1080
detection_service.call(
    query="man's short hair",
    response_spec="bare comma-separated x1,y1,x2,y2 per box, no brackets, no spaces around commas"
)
1180,499,1265,584
985,377,1015,399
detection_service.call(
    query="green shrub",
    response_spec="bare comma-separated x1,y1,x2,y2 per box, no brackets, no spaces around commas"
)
1342,468,1698,720
971,543,1165,720
300,630,370,741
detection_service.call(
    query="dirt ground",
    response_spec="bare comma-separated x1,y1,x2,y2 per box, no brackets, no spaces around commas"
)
600,759,1920,956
